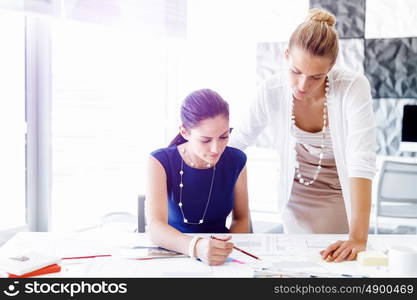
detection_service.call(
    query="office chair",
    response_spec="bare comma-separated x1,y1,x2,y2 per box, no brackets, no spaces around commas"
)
375,160,417,233
137,194,254,233
137,194,146,233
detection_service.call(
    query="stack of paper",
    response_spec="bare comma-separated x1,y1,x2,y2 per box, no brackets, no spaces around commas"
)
7,264,61,278
0,252,61,276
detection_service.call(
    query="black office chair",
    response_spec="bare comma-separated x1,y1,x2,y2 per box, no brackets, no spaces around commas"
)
137,194,146,233
248,212,254,233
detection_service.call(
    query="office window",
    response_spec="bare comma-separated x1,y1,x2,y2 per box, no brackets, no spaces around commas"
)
50,20,168,231
0,12,26,231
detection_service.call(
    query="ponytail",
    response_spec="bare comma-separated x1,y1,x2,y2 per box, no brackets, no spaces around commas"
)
168,133,187,147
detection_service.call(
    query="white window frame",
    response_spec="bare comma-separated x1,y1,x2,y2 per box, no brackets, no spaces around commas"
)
25,16,53,232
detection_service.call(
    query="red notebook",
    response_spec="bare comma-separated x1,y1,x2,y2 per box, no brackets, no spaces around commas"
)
8,264,61,278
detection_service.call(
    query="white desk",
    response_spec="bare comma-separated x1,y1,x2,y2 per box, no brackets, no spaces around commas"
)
0,232,416,278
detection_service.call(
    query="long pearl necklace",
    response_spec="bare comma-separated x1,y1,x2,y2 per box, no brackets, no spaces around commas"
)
178,147,216,224
291,76,329,186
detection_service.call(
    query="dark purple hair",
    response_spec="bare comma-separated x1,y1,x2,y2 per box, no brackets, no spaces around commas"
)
168,89,229,147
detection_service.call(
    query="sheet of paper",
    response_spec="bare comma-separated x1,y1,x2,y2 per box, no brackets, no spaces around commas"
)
0,232,157,259
366,237,390,253
305,235,347,249
118,247,187,259
231,235,311,259
81,257,253,277
253,260,331,277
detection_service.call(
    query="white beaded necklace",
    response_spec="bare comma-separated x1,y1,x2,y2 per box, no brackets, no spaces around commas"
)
178,147,216,224
291,76,329,186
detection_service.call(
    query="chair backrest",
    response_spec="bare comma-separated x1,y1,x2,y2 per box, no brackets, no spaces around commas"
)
377,160,417,218
137,194,146,233
248,211,254,233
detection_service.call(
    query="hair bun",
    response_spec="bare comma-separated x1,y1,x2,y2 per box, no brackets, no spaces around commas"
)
307,8,336,27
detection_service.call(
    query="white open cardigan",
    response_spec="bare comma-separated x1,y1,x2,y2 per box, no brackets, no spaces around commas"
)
229,68,377,224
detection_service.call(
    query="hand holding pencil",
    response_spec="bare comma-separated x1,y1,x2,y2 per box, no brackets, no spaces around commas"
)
194,235,234,266
210,236,261,261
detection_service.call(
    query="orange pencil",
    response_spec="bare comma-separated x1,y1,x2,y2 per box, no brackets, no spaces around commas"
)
210,236,261,260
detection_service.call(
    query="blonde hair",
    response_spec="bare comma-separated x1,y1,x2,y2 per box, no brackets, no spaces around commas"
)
289,8,339,64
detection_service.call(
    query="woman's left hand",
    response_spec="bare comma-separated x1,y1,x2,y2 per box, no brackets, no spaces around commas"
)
320,239,367,263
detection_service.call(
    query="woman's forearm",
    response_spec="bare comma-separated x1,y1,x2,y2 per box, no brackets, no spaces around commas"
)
148,221,192,255
349,177,372,242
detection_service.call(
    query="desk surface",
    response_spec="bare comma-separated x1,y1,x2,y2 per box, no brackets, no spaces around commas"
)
0,232,416,278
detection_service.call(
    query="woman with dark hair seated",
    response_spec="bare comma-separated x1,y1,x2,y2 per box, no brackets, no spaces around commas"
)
146,89,249,266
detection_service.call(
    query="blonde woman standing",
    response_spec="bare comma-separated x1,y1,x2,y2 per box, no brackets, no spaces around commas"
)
230,8,376,262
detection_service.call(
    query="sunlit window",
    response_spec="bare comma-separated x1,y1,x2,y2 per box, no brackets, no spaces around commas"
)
0,11,26,231
50,20,168,231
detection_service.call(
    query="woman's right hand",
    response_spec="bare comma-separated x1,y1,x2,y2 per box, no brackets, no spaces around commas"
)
195,236,234,266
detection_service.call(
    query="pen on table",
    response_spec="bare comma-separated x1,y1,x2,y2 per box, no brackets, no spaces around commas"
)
62,255,112,260
210,236,261,260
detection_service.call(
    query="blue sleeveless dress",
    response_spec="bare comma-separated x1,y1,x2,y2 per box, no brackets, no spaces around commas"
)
151,145,247,233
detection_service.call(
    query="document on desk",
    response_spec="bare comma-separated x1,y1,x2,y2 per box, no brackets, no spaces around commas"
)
231,235,308,256
305,235,347,249
306,236,390,253
118,246,187,259
81,257,254,278
254,260,331,277
0,233,117,259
